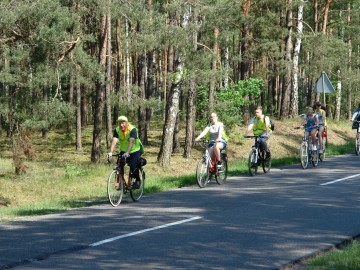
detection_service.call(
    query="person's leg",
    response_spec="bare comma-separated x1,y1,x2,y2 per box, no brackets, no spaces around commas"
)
318,126,324,152
215,142,223,161
258,133,271,153
310,129,317,148
129,151,142,187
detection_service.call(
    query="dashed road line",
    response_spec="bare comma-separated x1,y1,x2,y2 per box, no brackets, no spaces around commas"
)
320,173,360,186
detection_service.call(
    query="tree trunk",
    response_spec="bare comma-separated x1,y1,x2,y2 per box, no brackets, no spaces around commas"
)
114,18,123,124
41,84,49,139
76,77,82,151
334,69,341,122
172,112,181,153
290,0,303,117
208,27,219,112
68,71,74,134
138,52,147,143
184,77,197,158
91,14,107,163
166,46,174,120
241,0,251,125
105,13,112,149
81,86,88,127
157,54,184,166
280,0,293,119
125,19,131,103
322,0,332,34
346,1,352,120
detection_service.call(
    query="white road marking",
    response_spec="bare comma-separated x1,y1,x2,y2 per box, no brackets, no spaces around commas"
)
320,173,360,186
89,216,202,247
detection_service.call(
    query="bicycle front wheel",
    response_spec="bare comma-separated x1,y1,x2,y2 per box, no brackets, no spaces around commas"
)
312,149,319,167
262,151,271,173
130,168,145,202
319,137,326,161
355,133,360,156
196,158,210,188
248,149,258,176
300,142,308,169
216,158,228,185
107,170,123,206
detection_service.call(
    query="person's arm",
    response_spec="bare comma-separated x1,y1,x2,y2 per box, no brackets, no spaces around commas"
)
195,126,210,141
217,124,224,141
108,137,119,157
245,118,254,135
315,115,319,126
301,115,307,126
265,116,270,135
352,111,358,121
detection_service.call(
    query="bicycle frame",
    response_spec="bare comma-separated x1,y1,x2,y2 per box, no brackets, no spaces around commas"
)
115,155,132,190
245,135,271,176
107,153,145,206
201,140,220,173
196,139,228,187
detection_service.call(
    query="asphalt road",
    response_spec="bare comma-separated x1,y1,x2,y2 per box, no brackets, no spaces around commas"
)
1,154,360,270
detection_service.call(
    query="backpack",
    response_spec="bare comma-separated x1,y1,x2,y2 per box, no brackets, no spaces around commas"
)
265,115,274,131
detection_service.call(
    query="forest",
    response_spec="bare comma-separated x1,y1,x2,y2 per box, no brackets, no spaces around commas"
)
0,0,359,172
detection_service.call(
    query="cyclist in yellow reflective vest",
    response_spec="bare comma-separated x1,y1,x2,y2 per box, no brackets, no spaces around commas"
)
245,105,272,159
107,116,144,188
314,101,327,154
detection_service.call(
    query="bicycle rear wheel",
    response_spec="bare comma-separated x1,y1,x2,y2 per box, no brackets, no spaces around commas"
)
216,156,228,185
196,158,210,188
130,168,145,202
107,170,123,206
300,142,308,169
248,149,258,176
262,151,271,173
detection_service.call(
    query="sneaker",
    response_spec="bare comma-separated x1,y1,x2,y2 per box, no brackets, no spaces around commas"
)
319,149,323,154
265,151,271,160
132,180,141,189
312,145,317,151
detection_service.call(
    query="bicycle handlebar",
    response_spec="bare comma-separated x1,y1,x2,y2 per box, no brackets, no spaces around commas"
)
244,135,267,139
106,153,128,164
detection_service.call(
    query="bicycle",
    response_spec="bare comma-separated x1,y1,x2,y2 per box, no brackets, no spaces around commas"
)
195,139,228,188
107,153,146,206
298,126,319,169
245,135,271,176
353,120,360,156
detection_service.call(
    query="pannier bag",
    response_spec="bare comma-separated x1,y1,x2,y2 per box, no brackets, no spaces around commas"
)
138,157,147,167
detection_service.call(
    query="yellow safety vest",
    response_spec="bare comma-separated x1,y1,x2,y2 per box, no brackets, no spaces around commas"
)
253,116,272,136
115,124,143,153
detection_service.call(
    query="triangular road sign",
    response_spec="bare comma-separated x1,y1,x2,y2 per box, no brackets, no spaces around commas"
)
314,71,335,94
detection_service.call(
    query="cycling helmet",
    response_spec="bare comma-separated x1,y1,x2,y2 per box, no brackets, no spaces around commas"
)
117,115,128,122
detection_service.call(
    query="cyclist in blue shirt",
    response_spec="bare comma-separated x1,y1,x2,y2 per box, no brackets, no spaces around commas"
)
302,106,319,151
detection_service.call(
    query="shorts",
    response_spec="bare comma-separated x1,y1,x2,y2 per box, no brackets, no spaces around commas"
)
208,139,227,149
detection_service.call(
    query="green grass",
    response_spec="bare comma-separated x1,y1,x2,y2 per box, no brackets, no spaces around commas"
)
303,241,360,270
